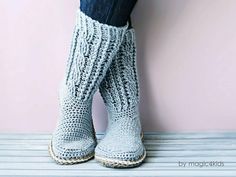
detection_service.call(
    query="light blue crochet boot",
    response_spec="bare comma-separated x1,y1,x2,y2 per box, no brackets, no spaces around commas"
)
95,29,146,168
49,10,128,165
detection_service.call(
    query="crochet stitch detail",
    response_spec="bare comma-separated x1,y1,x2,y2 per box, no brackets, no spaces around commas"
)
99,29,139,111
52,84,95,159
51,10,128,160
97,29,145,162
65,10,128,101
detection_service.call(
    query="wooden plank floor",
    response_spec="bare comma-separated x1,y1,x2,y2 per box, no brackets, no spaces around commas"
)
0,132,236,177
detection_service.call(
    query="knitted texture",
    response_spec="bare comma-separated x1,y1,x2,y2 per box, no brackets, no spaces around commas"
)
96,29,146,164
51,10,128,161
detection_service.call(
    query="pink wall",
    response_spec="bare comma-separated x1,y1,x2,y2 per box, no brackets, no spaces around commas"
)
1,0,236,133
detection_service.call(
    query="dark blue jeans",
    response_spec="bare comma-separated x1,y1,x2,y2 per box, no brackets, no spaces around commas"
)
80,0,137,28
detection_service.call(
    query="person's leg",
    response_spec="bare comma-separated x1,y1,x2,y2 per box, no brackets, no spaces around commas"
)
80,0,137,27
49,0,132,165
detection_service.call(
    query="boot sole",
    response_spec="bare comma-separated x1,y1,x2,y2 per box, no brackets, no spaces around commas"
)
48,140,94,165
95,150,146,168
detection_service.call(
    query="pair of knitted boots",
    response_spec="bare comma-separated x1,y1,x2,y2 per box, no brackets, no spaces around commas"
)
48,10,146,168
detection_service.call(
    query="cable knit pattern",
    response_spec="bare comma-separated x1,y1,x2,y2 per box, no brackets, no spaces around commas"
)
96,29,146,167
50,10,128,162
65,10,128,101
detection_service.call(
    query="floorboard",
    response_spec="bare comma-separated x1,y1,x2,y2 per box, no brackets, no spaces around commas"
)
0,132,235,177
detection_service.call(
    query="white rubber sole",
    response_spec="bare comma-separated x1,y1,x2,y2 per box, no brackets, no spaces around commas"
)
48,141,94,165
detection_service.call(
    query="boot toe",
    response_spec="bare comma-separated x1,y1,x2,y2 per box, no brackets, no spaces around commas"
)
95,135,145,166
49,136,96,164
